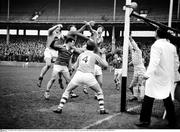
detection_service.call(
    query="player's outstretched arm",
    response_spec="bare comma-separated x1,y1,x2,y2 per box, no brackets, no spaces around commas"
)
48,24,63,36
77,21,90,33
68,31,90,41
129,36,139,51
86,21,96,34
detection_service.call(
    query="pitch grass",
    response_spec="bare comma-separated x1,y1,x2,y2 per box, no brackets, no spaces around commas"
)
0,65,179,129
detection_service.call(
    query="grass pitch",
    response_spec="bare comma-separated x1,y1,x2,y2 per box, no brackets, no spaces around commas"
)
0,65,179,129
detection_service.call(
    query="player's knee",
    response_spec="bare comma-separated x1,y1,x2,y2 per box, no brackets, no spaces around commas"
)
96,87,103,94
46,64,51,69
63,90,70,98
66,86,74,94
45,59,51,67
50,78,56,83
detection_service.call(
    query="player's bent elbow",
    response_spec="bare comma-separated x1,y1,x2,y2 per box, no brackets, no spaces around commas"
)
102,62,108,68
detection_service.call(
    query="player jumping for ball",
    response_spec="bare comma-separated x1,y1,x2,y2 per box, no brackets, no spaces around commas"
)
82,21,105,99
37,24,63,88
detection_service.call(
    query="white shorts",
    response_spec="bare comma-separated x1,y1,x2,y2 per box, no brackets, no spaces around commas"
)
53,64,69,74
114,68,122,76
94,65,102,76
71,71,98,87
44,47,58,62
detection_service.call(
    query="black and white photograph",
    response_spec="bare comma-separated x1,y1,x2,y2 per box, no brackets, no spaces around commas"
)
0,0,180,130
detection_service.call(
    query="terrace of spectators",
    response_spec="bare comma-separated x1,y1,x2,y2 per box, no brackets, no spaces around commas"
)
0,0,179,23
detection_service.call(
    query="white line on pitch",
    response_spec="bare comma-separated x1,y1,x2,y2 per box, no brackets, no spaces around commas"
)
82,112,122,129
126,105,141,112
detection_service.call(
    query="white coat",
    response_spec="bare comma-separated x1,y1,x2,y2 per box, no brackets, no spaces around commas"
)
145,39,179,99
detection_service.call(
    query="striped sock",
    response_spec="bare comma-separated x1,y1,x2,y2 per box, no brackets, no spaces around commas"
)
58,92,69,109
97,92,105,110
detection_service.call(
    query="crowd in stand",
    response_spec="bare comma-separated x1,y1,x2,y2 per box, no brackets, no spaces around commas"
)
0,35,154,65
0,36,46,62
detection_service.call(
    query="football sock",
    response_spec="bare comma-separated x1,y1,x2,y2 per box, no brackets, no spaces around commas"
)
97,92,105,110
58,91,69,109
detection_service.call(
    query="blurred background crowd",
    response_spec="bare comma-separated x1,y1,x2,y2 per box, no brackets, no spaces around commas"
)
0,35,154,67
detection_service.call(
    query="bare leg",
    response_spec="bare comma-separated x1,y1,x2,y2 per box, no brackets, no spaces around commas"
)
37,58,51,87
94,74,103,99
129,75,138,102
116,73,122,90
58,72,64,89
44,68,58,100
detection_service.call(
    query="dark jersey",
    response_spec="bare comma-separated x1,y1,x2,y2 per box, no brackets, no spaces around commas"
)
49,37,74,66
112,58,122,69
55,47,74,66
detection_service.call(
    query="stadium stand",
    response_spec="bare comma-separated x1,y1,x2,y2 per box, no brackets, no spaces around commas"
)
1,0,179,22
0,35,46,62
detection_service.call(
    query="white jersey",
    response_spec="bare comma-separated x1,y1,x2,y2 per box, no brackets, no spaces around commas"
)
130,40,146,74
76,50,108,74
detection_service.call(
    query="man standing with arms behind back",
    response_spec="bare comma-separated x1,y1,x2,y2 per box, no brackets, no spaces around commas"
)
135,28,180,128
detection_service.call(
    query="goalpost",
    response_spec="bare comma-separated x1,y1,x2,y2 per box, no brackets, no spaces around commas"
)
120,0,131,112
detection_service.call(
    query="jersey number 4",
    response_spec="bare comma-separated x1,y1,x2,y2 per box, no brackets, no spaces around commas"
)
82,56,89,63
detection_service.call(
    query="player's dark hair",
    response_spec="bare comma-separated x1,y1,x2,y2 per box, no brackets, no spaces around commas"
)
156,28,168,39
66,38,74,43
86,40,96,51
65,35,75,43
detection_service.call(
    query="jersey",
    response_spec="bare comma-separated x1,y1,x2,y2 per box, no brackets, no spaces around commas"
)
54,46,74,66
131,48,144,66
131,48,146,74
76,50,108,74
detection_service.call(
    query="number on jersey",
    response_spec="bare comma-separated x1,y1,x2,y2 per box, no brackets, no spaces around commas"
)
82,56,89,63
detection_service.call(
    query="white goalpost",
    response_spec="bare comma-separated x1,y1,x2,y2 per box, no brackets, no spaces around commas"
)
120,0,132,112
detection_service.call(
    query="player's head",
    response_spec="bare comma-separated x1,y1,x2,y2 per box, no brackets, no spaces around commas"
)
86,40,96,51
65,35,75,46
97,25,104,34
68,25,77,31
55,24,63,33
155,27,168,39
